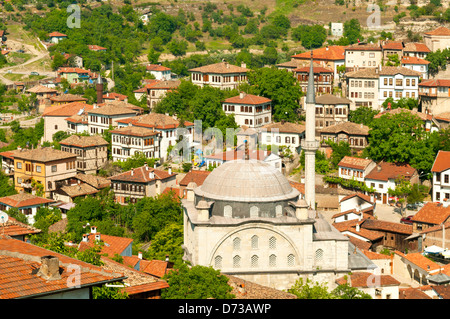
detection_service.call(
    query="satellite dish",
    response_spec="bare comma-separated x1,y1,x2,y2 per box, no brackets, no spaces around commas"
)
0,211,8,224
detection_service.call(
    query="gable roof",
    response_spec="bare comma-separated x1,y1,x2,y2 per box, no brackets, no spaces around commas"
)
0,193,54,208
382,41,404,50
43,102,93,117
26,85,58,94
320,122,369,135
223,93,271,105
140,259,174,278
0,217,41,237
401,56,430,65
109,126,161,137
292,46,346,61
338,156,374,170
431,150,450,173
315,94,352,105
294,65,333,73
419,79,450,87
361,219,413,235
13,147,77,163
49,94,88,103
365,162,417,182
424,26,450,36
48,31,67,37
102,92,128,101
374,107,433,122
108,165,176,183
57,67,90,74
189,62,248,74
59,135,108,148
179,170,211,187
118,113,193,130
146,64,171,72
88,102,141,116
399,287,432,299
262,121,306,134
412,202,450,225
78,232,134,258
340,192,374,204
403,42,431,53
88,45,107,51
335,272,400,288
395,251,442,273
345,43,382,51
0,236,126,299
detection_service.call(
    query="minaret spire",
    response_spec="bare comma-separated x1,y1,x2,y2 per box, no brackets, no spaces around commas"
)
301,51,319,210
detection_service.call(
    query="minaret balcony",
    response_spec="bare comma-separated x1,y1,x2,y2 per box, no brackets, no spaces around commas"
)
301,140,320,151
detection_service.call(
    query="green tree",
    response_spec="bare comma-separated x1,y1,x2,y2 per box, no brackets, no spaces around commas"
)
348,106,378,127
92,283,128,299
167,39,188,57
51,51,66,70
113,152,159,172
326,140,352,169
343,19,363,44
147,223,184,266
161,263,235,299
331,282,372,299
247,67,302,122
288,278,332,299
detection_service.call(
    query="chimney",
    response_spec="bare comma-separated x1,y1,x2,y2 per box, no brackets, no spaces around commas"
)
131,169,134,176
356,223,360,232
37,255,61,281
377,165,381,172
165,255,170,262
90,226,97,234
138,252,143,259
241,62,246,68
168,167,172,175
239,91,246,99
224,62,229,68
144,163,148,170
95,233,101,241
149,171,155,179
82,234,89,242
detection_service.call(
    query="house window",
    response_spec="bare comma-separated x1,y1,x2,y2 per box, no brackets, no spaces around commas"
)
436,173,441,182
285,136,290,144
51,165,57,172
224,205,232,218
16,162,22,169
36,165,41,173
445,175,449,184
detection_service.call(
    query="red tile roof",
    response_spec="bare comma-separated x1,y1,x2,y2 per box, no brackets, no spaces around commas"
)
431,150,450,173
340,192,373,204
335,272,400,288
141,259,174,278
338,156,374,170
424,26,450,36
0,193,54,208
401,56,430,65
0,217,41,237
43,101,93,117
412,202,450,225
345,43,382,51
189,62,248,74
78,232,133,258
294,65,333,73
382,41,404,50
109,165,176,183
419,79,450,87
361,218,413,235
48,32,67,37
103,92,128,101
365,162,417,182
395,251,441,273
88,45,107,51
223,93,271,105
118,113,193,130
399,287,432,299
57,67,90,74
403,42,431,53
292,46,346,61
146,64,171,72
179,170,211,187
0,236,126,299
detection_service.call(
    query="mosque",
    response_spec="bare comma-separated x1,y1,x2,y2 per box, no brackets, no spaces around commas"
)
181,57,374,291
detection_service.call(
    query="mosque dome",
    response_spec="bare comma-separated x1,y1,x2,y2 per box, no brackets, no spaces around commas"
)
195,159,299,203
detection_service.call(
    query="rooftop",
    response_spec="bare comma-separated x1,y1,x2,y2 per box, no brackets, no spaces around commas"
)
189,61,248,74
43,101,93,117
431,150,450,173
412,202,450,225
315,94,352,105
146,64,171,72
0,193,54,208
320,121,369,136
88,102,142,116
335,272,400,288
365,162,417,182
223,93,271,105
109,165,176,183
110,126,161,137
13,147,77,163
403,42,431,53
262,121,305,134
0,217,41,237
401,56,430,65
26,85,57,94
292,46,346,61
118,112,193,130
338,156,375,170
424,26,450,36
59,135,108,148
179,170,211,187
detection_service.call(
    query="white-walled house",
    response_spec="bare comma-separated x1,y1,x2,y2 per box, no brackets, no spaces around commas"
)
364,162,419,204
117,113,194,162
222,92,272,128
378,66,421,106
431,150,450,203
260,121,306,154
401,56,430,80
338,156,377,183
0,193,54,225
189,62,248,90
338,193,375,219
146,64,171,80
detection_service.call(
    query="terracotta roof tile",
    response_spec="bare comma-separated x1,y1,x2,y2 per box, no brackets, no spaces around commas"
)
0,236,125,299
88,45,107,51
179,170,211,187
189,62,248,74
399,287,432,299
320,122,369,135
146,64,171,72
109,165,176,183
338,156,374,170
0,217,41,237
335,272,400,287
79,233,133,258
401,56,430,65
88,102,141,116
118,113,193,130
403,42,431,53
419,79,450,87
382,41,404,50
379,66,422,76
362,249,391,260
431,286,450,299
412,202,450,225
59,135,108,148
315,94,352,105
374,108,432,121
226,274,297,299
292,46,346,61
223,93,271,105
141,259,174,278
109,126,161,137
365,162,417,182
43,101,93,117
49,94,88,102
26,85,58,94
13,147,77,163
294,65,333,73
361,219,413,235
431,150,450,173
102,92,128,101
345,43,382,51
395,251,441,273
262,121,306,134
340,192,374,204
48,32,67,37
424,26,450,36
0,193,54,208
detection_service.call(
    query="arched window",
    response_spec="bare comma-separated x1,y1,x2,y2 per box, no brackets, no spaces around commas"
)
224,205,232,218
251,255,259,268
233,255,241,268
269,254,277,267
287,254,295,267
269,236,276,250
251,235,258,249
233,237,241,251
214,255,222,269
250,206,259,218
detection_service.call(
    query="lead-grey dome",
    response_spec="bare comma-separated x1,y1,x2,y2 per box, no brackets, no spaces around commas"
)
195,159,299,202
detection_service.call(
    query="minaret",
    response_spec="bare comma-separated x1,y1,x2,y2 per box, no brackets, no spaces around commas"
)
96,73,103,104
302,52,319,209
